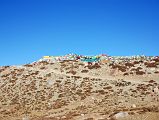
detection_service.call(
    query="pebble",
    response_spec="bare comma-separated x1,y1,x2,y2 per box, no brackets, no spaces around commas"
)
132,104,136,108
81,113,85,116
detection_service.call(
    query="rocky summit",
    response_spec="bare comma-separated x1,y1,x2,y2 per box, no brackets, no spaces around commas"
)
0,55,159,120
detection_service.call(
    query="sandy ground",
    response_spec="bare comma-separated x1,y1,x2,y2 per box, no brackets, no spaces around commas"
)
0,58,159,120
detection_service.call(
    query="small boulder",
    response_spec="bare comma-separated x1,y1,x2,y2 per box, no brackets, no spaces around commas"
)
113,112,128,119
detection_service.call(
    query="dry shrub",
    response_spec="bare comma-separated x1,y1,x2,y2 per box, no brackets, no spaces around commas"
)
125,62,134,67
84,118,94,120
103,86,112,89
111,64,127,72
38,61,49,65
60,63,68,67
131,68,137,71
136,67,142,71
0,68,4,73
149,80,155,83
86,63,101,69
40,66,45,70
133,61,140,64
144,62,157,68
123,73,129,76
136,71,145,75
24,64,33,67
66,70,76,75
118,67,127,72
81,70,89,73
154,71,159,74
45,73,52,77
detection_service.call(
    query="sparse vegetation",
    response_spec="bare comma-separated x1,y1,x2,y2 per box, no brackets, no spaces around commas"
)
0,56,159,120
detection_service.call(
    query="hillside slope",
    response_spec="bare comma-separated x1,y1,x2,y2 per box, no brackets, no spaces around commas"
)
0,56,159,120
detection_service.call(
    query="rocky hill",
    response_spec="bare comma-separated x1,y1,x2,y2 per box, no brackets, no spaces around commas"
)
0,55,159,120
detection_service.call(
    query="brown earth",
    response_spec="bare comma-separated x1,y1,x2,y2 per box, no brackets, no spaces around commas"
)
0,57,159,120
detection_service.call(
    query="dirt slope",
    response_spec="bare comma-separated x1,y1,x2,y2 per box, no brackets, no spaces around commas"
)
0,57,159,120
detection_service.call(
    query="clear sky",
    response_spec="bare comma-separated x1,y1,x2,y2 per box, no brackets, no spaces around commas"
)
0,0,159,66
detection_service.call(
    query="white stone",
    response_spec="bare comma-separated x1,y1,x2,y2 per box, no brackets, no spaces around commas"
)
61,116,66,119
22,116,29,120
81,114,84,116
132,104,136,108
114,112,128,119
47,80,54,87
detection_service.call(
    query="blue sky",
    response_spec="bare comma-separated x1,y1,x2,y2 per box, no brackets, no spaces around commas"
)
0,0,159,66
